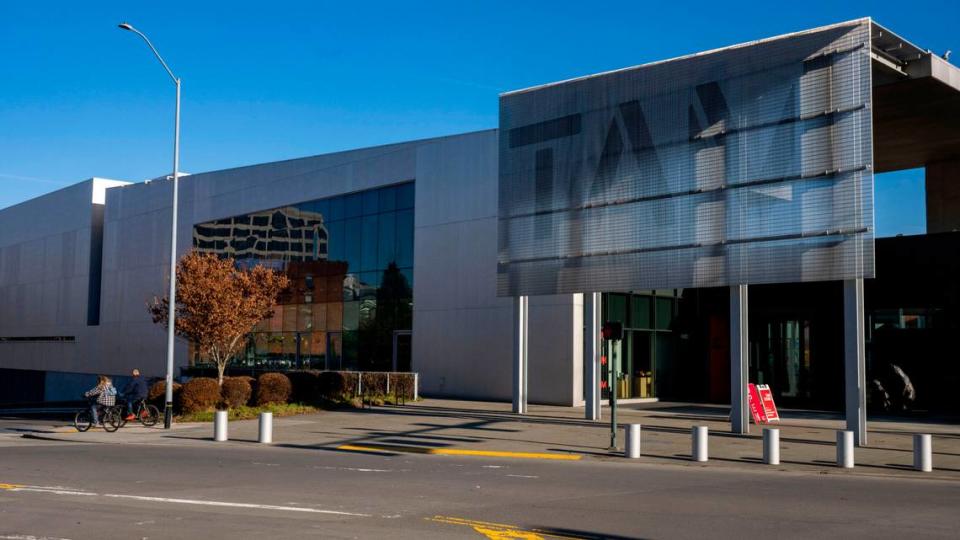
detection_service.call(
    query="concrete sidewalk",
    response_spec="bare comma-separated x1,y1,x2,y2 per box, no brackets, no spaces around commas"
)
7,399,960,480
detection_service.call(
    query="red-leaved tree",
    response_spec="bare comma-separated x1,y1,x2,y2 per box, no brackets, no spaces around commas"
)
148,252,289,386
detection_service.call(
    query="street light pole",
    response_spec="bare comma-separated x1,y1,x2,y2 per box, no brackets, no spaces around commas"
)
118,22,181,429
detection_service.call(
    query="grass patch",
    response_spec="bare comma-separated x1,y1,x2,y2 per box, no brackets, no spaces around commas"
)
177,402,322,422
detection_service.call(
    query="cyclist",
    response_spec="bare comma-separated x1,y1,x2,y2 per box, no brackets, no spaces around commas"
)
83,375,117,426
121,368,149,421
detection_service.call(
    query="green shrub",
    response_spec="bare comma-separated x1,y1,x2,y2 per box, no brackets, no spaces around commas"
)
286,370,320,403
180,377,221,413
220,377,253,409
256,372,292,405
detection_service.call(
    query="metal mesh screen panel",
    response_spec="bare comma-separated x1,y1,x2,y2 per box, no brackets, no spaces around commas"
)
497,20,874,297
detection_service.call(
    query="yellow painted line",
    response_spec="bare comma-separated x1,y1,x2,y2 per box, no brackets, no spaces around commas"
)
427,515,589,540
337,444,580,461
0,483,24,490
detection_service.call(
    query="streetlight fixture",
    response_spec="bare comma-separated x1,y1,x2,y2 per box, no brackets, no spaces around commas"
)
118,22,181,429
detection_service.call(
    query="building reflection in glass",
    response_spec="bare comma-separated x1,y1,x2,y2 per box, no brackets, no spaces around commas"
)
192,182,414,372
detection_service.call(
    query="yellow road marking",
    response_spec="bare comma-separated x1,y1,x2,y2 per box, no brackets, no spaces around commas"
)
0,483,24,490
427,515,588,539
337,444,580,461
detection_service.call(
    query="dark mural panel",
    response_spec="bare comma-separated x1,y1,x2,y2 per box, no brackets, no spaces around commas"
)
192,182,414,372
498,19,875,296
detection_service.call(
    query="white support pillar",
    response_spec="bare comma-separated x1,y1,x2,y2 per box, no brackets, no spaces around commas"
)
585,292,601,421
730,284,749,434
844,278,867,446
512,295,529,414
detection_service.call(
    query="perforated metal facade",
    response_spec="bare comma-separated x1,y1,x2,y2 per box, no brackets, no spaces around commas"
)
498,19,875,296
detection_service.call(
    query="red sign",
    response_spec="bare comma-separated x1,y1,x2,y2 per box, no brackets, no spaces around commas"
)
756,384,780,423
747,383,767,424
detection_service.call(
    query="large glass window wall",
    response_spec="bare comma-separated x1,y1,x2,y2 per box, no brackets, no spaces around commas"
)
192,182,414,372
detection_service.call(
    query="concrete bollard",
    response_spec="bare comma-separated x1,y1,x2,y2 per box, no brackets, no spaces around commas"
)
913,434,932,472
763,428,780,465
214,410,228,442
692,426,708,462
258,412,273,444
836,430,854,468
625,424,641,459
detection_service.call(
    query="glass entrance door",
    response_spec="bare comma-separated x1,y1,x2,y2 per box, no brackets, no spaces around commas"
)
753,319,811,405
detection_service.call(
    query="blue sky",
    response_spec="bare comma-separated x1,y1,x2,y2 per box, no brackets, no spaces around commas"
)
2,1,955,236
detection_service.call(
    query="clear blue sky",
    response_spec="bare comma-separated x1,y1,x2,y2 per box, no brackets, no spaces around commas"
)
2,1,955,236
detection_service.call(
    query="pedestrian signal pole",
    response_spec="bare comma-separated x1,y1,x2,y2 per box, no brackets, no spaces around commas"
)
602,321,622,450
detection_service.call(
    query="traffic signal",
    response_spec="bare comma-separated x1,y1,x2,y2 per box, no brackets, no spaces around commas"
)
601,321,622,341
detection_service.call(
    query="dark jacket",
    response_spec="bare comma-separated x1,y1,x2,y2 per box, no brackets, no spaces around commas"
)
122,376,149,400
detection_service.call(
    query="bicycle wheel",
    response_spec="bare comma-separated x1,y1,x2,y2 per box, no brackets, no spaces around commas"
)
139,404,160,427
102,408,121,432
74,410,93,432
117,405,128,428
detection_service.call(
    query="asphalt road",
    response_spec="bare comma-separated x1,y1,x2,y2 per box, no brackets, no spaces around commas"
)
0,434,957,539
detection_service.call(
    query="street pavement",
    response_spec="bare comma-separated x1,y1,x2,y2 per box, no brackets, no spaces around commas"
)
1,400,958,539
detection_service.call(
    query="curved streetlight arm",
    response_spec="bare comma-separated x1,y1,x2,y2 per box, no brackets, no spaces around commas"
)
119,23,179,85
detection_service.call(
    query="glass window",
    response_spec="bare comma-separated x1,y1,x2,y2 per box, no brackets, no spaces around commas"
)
327,332,343,370
325,275,342,302
327,196,344,222
397,182,415,209
310,331,326,356
361,214,379,271
312,302,327,330
396,209,414,268
268,311,282,333
606,294,627,325
655,297,673,330
631,296,651,329
362,189,379,215
282,305,298,332
343,301,359,331
298,304,313,331
379,185,397,212
312,199,329,221
327,302,343,331
344,217,362,272
326,221,344,262
344,192,363,219
378,211,397,269
400,268,414,290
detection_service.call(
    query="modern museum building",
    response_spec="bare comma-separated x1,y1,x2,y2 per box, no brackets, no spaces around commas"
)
2,19,959,430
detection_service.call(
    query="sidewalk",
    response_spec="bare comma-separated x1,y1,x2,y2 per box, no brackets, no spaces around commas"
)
7,399,960,480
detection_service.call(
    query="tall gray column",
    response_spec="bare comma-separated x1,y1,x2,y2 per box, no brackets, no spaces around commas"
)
584,292,601,421
844,278,867,446
512,295,529,414
730,284,749,434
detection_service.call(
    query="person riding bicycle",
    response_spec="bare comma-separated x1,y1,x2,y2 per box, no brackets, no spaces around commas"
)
120,369,149,420
83,375,117,426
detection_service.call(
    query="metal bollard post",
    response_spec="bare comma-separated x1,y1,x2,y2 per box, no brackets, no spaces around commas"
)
625,424,641,459
214,410,228,442
836,430,854,468
763,428,780,465
692,426,708,462
258,412,273,444
913,434,932,472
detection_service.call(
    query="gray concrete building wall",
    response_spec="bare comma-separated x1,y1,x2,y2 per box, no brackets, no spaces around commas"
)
0,130,583,406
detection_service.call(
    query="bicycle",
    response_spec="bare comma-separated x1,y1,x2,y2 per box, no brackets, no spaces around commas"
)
74,401,122,432
116,398,160,428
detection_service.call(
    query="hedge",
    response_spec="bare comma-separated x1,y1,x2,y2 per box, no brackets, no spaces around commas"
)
147,381,182,411
256,372,293,405
286,370,320,403
180,377,221,413
221,377,253,409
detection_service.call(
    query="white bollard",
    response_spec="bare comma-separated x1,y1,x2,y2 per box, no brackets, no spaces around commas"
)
214,410,228,442
836,430,854,468
625,424,641,459
763,428,780,465
913,434,932,472
692,426,708,462
258,412,273,444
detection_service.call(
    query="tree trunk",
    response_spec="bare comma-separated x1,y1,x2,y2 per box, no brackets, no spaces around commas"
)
217,362,226,387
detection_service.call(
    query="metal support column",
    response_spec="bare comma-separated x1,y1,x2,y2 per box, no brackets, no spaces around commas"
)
844,278,867,446
730,284,749,434
585,292,601,421
512,295,529,414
